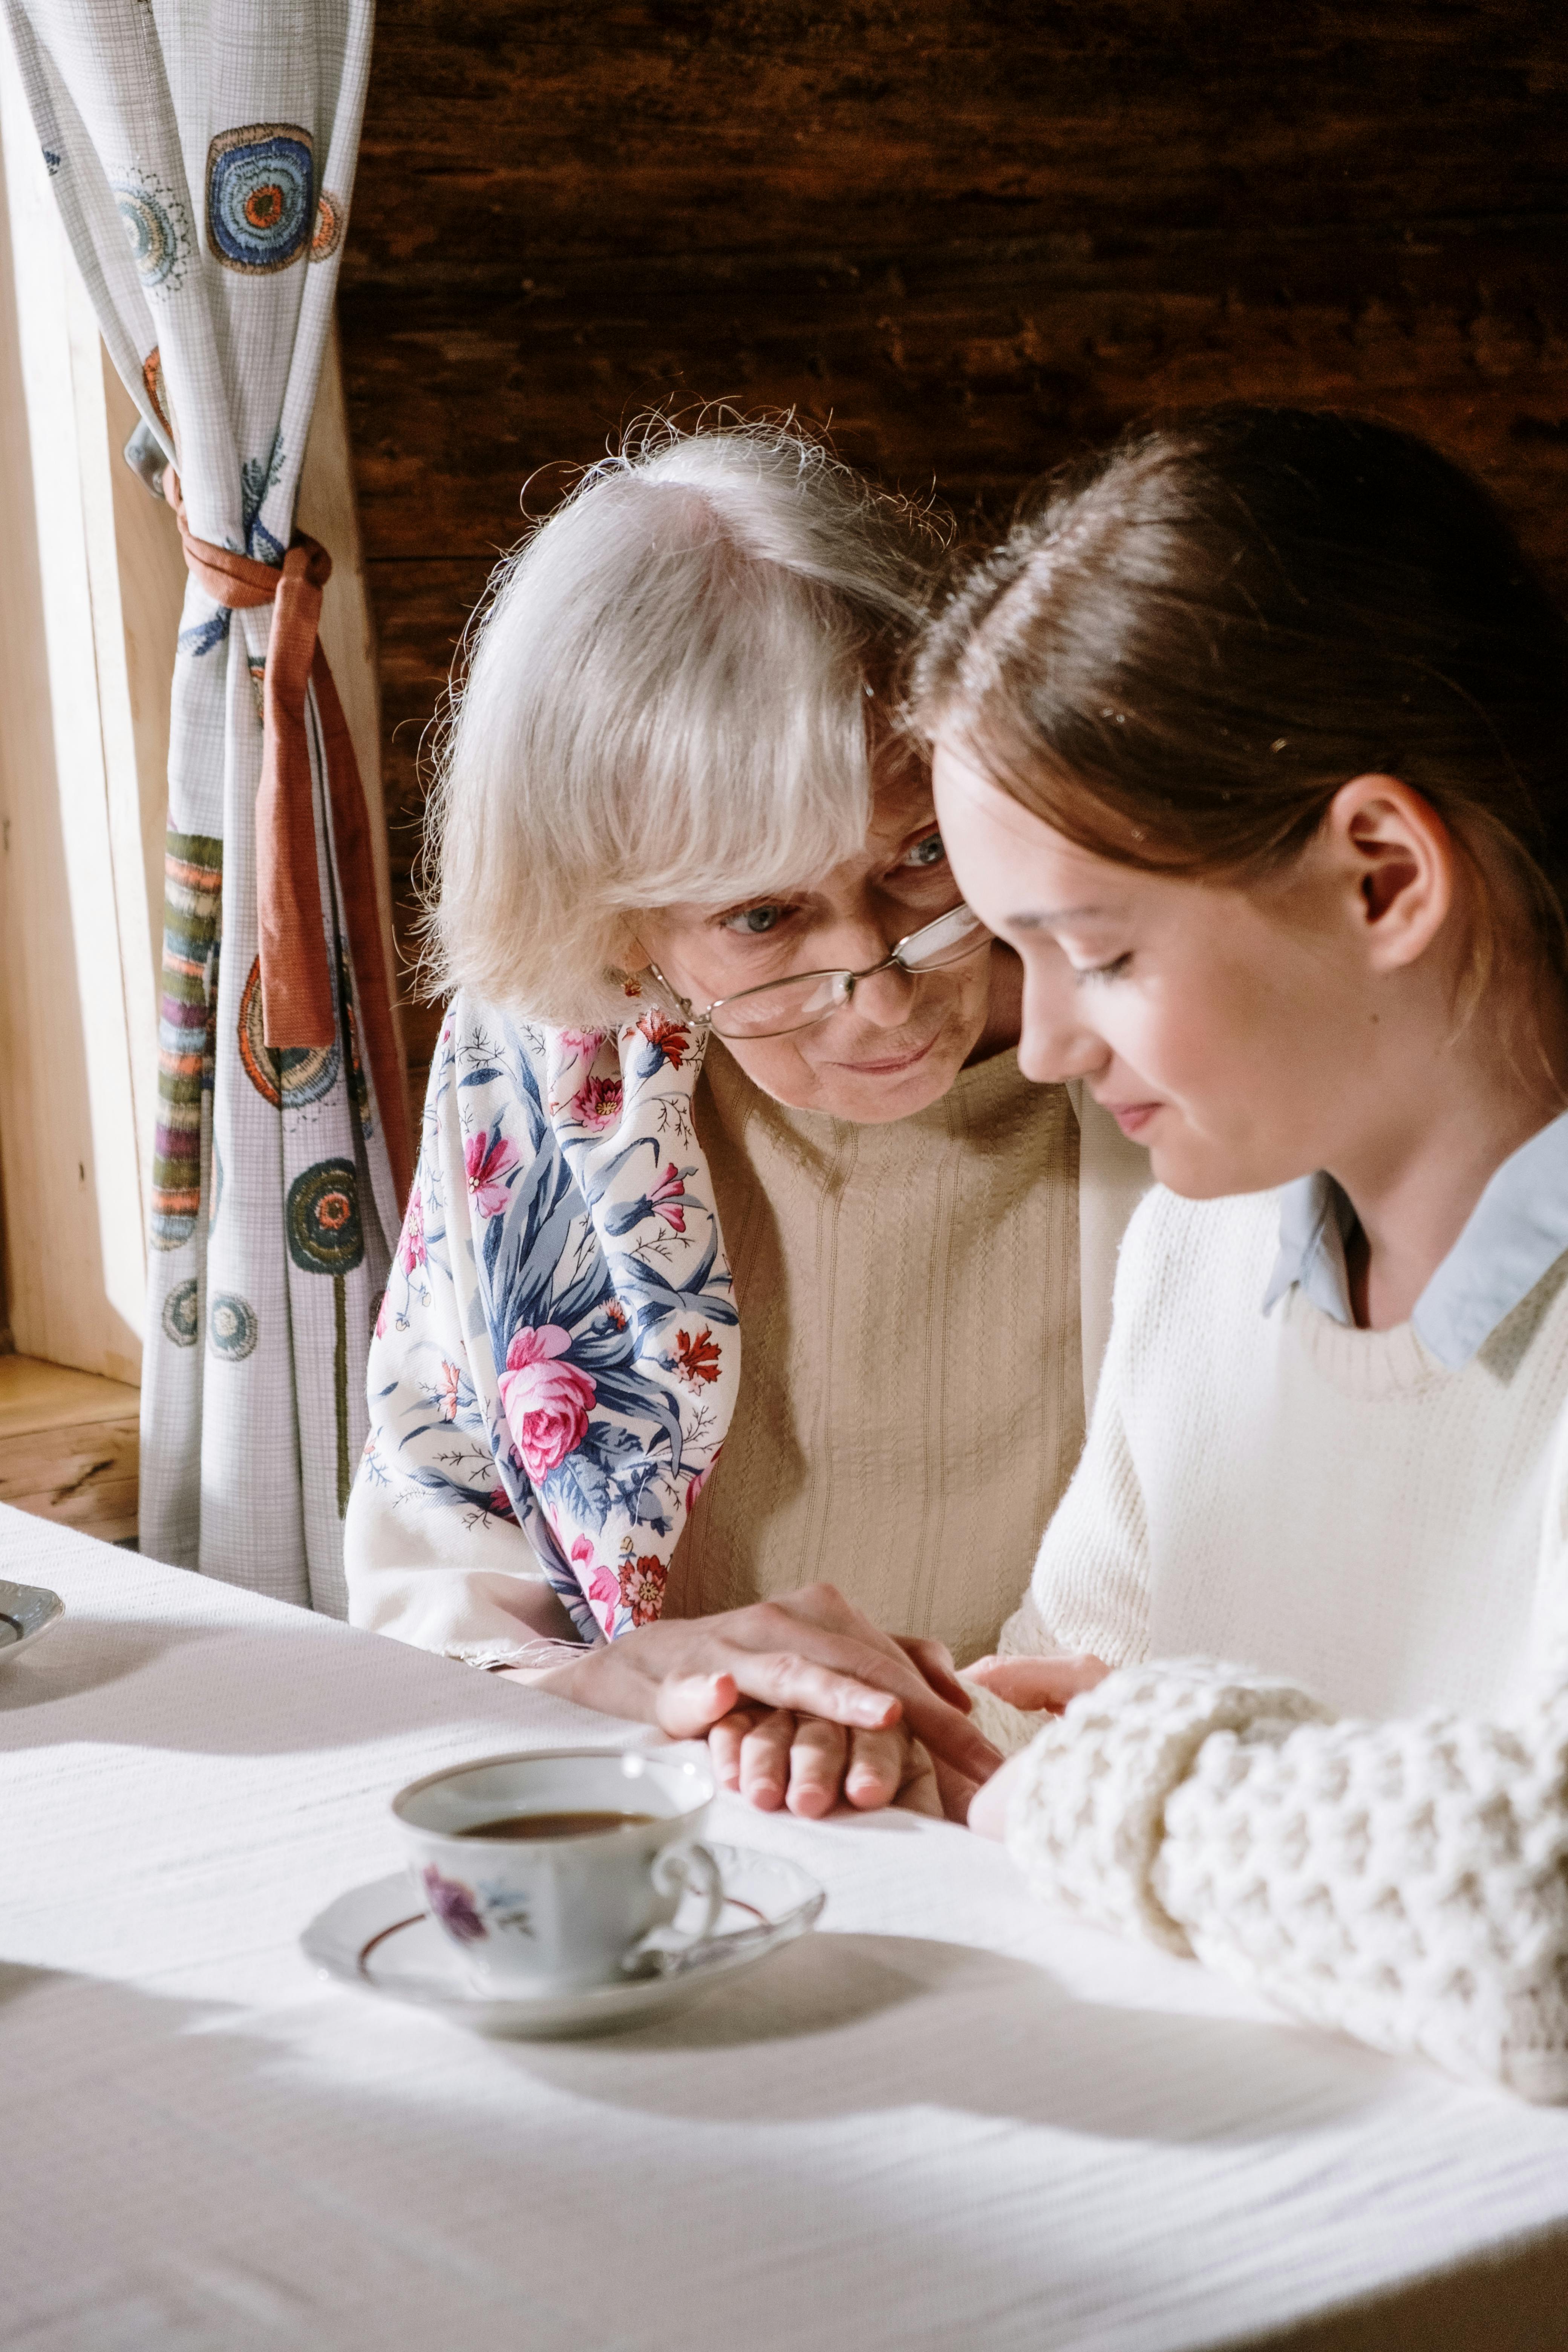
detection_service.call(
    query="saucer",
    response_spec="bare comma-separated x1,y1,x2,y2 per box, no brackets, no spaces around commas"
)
301,1842,825,2038
0,1580,64,1666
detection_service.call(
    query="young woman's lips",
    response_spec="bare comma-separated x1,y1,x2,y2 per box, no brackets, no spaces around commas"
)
1103,1100,1163,1137
831,1031,941,1077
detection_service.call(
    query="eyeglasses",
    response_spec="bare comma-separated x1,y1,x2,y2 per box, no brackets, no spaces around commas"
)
649,901,993,1041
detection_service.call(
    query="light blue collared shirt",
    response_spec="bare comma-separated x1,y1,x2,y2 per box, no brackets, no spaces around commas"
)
1262,1110,1568,1369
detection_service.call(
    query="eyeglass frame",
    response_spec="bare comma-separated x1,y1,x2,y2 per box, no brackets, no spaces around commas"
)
645,900,993,1042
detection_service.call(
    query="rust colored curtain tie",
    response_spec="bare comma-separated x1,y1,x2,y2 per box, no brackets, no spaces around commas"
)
167,469,411,1202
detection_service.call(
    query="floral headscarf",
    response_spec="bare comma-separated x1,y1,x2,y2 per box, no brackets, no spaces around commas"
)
362,992,738,1642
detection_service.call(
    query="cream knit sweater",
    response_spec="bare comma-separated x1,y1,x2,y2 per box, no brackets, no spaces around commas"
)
968,1184,1568,2101
670,1041,1085,1661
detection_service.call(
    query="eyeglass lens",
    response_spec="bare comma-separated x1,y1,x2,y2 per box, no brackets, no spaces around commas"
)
709,905,991,1040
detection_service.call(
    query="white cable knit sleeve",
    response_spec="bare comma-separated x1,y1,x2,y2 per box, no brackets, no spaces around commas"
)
1006,1658,1568,2099
957,1678,1052,1758
1004,1661,1333,1951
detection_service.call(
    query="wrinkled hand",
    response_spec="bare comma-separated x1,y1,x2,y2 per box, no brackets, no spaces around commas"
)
504,1585,1001,1795
706,1703,944,1818
707,1635,974,1819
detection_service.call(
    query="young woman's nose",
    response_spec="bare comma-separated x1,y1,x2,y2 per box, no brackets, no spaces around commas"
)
1018,960,1107,1085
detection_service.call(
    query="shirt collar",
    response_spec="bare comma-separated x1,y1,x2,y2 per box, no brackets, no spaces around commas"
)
1262,1110,1568,1368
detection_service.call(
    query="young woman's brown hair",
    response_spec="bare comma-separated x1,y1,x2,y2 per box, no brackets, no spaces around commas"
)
912,407,1568,990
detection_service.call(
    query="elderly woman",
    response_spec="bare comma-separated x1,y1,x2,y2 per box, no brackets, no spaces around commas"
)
345,423,1146,1815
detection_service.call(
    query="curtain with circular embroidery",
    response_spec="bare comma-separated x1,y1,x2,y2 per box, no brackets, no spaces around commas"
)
2,0,407,1612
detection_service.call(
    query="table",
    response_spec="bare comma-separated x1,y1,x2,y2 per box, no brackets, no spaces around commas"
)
6,1505,1568,2352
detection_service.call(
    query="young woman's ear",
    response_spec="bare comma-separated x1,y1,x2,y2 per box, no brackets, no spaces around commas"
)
1322,774,1455,973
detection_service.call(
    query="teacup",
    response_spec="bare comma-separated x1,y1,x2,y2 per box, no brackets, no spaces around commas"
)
392,1745,723,1994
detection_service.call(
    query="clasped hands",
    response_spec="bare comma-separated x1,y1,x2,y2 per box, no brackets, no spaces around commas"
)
508,1581,1109,1825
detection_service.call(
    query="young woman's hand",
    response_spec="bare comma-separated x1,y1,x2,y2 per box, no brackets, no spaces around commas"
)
705,1702,945,1818
962,1652,1112,1710
502,1585,1001,1793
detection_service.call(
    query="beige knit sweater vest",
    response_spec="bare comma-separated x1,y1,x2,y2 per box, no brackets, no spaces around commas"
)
665,1038,1084,1662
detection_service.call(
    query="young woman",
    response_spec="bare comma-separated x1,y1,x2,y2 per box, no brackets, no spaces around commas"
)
345,422,1148,1821
917,407,1568,2099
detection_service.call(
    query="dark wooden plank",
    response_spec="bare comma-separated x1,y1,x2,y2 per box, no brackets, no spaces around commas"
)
340,1,1568,1105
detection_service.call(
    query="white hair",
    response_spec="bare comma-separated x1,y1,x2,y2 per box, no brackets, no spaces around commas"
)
423,420,938,1024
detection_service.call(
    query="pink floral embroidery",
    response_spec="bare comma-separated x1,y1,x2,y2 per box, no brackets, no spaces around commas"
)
571,1074,623,1131
464,1129,519,1219
436,1361,462,1421
619,1553,668,1627
499,1325,597,1482
398,1188,426,1274
487,1485,516,1522
558,1027,606,1058
636,1009,691,1070
647,1163,687,1233
570,1536,621,1634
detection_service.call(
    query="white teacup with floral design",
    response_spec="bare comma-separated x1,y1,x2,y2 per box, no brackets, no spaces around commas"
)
392,1746,724,1994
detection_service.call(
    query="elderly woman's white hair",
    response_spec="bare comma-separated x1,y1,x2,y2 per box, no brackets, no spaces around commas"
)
424,419,938,1024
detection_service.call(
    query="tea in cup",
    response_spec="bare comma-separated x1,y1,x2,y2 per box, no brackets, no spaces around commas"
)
392,1745,723,1993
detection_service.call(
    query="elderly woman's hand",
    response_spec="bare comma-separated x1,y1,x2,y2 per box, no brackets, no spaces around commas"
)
705,1703,946,1818
702,1635,976,1820
507,1585,1001,1796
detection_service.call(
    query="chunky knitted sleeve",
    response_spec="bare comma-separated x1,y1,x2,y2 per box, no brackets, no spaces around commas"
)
1005,1658,1568,2100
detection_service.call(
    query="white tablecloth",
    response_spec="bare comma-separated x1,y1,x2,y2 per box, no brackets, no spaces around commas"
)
6,1504,1568,2352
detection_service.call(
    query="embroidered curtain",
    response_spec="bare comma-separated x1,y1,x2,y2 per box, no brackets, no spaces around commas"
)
3,0,407,1611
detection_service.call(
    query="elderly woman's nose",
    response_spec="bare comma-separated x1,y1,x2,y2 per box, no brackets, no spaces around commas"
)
851,962,920,1026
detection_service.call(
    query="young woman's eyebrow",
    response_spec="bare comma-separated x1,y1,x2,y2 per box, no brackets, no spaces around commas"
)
1007,903,1117,931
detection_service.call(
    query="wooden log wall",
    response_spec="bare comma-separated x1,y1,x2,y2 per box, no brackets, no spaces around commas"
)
340,2,1568,1095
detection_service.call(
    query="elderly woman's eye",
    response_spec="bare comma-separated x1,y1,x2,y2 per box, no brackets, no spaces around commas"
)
903,833,946,870
723,904,790,936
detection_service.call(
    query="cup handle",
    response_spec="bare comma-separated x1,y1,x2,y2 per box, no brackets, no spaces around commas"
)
622,1841,726,1975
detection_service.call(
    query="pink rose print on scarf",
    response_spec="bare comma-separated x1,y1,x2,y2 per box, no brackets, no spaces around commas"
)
647,1163,687,1233
571,1073,624,1132
619,1553,668,1627
558,1027,606,1058
499,1325,597,1483
572,1534,622,1635
464,1129,519,1218
398,1187,426,1274
436,1361,462,1421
